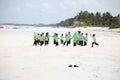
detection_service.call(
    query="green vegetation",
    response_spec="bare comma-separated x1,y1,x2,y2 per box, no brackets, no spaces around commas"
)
110,24,120,29
56,11,120,28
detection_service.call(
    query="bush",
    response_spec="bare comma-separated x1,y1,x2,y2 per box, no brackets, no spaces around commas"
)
110,24,120,29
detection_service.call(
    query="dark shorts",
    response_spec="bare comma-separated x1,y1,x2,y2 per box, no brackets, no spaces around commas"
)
40,41,44,46
68,40,71,44
73,42,76,46
54,40,56,44
61,40,64,44
56,42,59,46
45,41,48,45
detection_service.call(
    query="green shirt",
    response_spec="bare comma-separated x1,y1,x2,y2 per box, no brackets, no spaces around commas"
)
52,33,56,40
77,33,80,40
55,36,59,42
79,34,83,40
81,35,84,41
93,36,96,42
72,32,78,42
40,35,45,41
68,34,72,40
65,34,69,41
34,32,37,40
83,36,88,42
60,36,64,40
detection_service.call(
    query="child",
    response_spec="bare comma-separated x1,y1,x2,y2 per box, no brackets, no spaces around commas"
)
60,34,64,45
33,32,38,46
52,33,56,45
83,33,88,46
91,34,99,47
64,32,72,46
80,33,84,46
72,32,78,46
63,33,69,46
55,33,59,46
45,32,49,46
40,32,45,46
77,31,81,45
68,32,72,45
37,33,40,45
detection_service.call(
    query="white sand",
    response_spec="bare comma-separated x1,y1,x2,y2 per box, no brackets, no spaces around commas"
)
0,26,120,80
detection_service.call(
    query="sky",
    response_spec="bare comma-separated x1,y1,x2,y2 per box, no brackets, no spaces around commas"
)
0,0,120,24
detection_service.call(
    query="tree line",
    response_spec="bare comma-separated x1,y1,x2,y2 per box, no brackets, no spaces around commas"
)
56,11,120,28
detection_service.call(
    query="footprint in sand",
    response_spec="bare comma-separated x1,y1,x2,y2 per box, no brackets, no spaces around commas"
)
68,64,79,68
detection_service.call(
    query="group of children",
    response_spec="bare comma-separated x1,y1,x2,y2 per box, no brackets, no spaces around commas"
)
33,31,99,47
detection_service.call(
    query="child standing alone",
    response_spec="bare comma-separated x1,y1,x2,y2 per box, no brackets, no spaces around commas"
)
91,34,99,47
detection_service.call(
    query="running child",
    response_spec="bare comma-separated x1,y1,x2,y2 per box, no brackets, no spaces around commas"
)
91,34,99,47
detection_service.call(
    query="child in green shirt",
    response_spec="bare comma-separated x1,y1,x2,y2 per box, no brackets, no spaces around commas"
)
72,32,78,46
77,31,81,45
81,33,84,46
64,32,72,46
55,33,60,46
83,33,88,46
68,32,72,45
33,32,38,46
91,34,99,47
52,33,57,45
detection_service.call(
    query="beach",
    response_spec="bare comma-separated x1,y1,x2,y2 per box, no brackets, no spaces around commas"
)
0,26,120,80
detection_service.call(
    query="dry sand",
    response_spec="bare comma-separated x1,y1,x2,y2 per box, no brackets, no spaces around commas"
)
0,26,120,80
